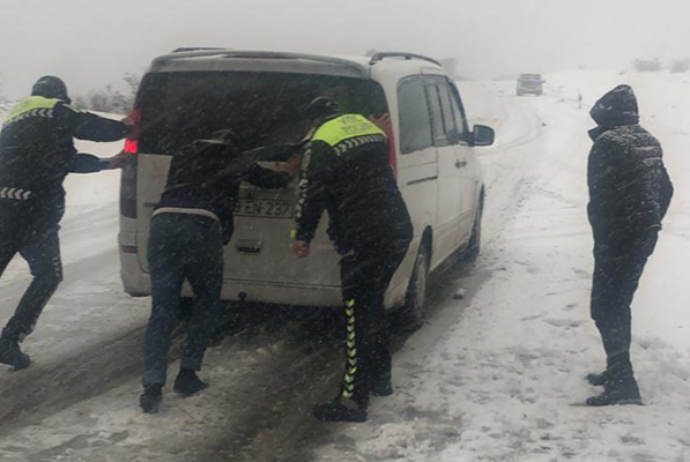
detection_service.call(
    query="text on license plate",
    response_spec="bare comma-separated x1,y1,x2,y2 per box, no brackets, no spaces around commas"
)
235,200,293,218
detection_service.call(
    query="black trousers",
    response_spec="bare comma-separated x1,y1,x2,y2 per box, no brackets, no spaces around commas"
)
0,199,64,342
590,227,659,376
338,235,410,403
143,214,223,387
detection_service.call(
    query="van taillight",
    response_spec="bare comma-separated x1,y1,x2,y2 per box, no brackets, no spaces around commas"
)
124,108,142,155
120,109,140,218
124,138,138,154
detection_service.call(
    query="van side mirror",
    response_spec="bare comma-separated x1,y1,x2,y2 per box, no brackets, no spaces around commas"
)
471,125,495,147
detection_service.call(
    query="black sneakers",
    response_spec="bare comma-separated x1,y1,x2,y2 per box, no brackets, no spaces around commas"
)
0,338,31,371
140,384,163,414
173,369,209,397
140,370,208,414
313,395,368,422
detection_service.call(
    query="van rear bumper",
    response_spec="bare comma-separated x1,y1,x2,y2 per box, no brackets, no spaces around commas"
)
120,252,343,307
212,279,342,308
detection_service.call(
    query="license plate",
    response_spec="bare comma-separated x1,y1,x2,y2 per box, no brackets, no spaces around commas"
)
235,200,293,218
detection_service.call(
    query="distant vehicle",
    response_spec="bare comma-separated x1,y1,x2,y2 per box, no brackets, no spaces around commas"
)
516,74,544,96
119,49,495,315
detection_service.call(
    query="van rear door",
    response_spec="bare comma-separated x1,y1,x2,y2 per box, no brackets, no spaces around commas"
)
134,70,389,298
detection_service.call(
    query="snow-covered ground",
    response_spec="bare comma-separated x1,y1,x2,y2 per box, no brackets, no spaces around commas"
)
1,72,690,461
313,72,690,462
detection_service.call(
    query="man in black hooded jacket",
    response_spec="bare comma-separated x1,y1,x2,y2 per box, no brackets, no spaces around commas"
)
139,131,298,413
0,76,132,370
585,85,673,406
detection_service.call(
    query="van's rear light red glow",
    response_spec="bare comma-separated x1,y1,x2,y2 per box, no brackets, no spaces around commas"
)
120,109,140,219
124,138,139,154
124,109,142,155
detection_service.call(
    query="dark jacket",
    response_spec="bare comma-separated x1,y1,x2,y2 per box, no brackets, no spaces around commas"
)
156,140,290,244
587,85,673,239
0,96,131,197
295,113,412,253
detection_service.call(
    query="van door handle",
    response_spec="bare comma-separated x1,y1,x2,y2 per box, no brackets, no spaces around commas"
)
236,239,263,255
455,160,467,169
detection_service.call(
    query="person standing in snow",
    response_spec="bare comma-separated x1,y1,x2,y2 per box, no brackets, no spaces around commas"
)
292,97,413,422
0,76,132,370
139,130,299,413
585,84,673,406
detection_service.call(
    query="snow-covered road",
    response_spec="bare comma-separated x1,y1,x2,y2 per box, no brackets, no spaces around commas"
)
1,71,689,462
313,73,690,462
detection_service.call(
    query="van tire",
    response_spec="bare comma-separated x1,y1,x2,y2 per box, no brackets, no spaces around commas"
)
404,243,430,321
462,193,484,263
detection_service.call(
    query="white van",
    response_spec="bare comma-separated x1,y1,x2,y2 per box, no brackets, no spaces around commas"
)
118,50,494,314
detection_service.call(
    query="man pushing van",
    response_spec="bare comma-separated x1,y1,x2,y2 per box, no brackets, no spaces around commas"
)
0,76,132,370
140,130,298,413
292,97,413,422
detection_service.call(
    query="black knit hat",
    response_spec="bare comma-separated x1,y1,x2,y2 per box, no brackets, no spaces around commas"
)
31,76,71,104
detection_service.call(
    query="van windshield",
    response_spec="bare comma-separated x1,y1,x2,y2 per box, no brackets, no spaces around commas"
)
520,74,542,82
137,72,389,156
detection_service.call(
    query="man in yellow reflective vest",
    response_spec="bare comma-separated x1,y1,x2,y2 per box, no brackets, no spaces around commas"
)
0,76,132,370
293,97,413,422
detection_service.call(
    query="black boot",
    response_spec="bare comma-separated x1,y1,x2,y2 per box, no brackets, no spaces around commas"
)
173,368,208,397
0,338,31,371
586,370,608,387
586,354,641,406
140,384,163,414
313,394,368,422
370,372,393,397
586,376,642,406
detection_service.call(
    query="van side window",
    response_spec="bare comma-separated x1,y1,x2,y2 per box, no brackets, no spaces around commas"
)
438,81,458,136
424,76,468,146
398,77,433,154
426,82,449,147
448,82,469,137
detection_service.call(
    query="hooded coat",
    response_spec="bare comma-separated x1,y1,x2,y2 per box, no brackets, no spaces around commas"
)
587,85,673,240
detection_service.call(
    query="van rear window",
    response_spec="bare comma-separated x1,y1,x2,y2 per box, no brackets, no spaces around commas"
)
137,72,388,155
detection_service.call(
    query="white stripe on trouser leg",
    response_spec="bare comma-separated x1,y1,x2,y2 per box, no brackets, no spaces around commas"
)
342,299,358,399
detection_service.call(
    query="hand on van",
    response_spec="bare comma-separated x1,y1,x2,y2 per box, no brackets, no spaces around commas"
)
102,150,132,170
278,154,301,179
369,113,392,134
292,240,311,259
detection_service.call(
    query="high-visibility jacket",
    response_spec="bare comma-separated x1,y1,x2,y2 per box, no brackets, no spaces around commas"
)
0,96,130,199
294,113,412,253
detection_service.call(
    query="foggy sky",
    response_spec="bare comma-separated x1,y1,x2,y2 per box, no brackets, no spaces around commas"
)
1,0,689,99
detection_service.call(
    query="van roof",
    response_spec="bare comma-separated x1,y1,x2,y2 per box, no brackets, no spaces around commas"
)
149,50,444,79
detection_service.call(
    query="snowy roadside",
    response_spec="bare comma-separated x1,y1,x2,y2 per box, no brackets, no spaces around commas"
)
313,73,690,462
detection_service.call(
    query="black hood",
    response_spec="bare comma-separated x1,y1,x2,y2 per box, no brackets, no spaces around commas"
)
589,85,639,134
